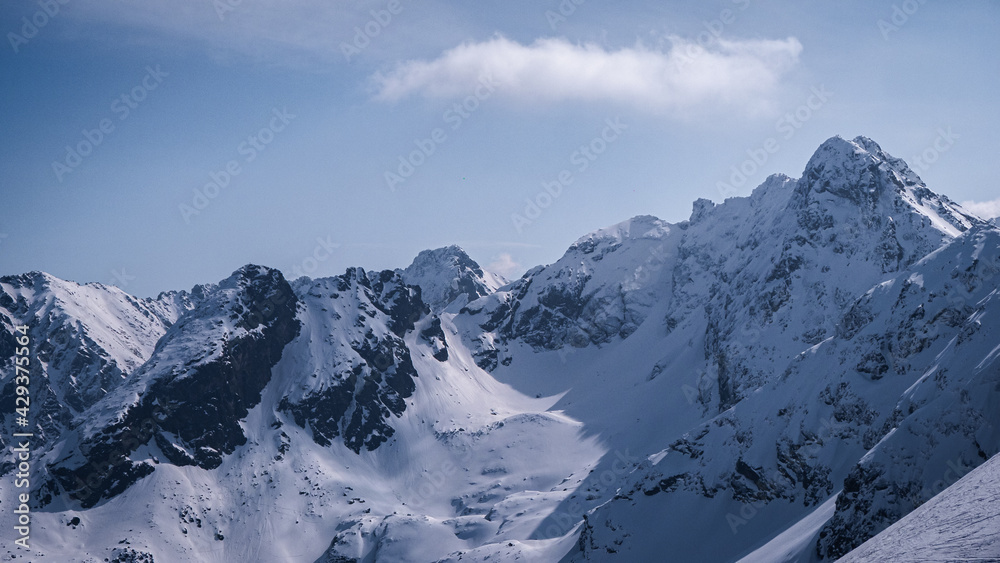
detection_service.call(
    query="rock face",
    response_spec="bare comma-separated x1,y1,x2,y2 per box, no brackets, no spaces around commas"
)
0,272,200,475
277,268,426,453
460,215,677,369
44,265,300,508
814,228,1000,559
1,136,998,563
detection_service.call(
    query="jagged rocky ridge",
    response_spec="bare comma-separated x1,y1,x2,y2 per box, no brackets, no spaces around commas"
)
43,265,300,507
277,268,426,454
0,136,998,562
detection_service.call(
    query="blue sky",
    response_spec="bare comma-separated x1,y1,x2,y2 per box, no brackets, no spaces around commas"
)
1,0,998,296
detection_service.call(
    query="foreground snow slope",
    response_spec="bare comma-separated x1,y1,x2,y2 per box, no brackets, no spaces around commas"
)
839,452,1000,562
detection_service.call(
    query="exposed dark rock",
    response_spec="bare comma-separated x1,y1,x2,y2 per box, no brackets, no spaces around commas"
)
279,269,424,453
419,316,449,361
47,266,300,508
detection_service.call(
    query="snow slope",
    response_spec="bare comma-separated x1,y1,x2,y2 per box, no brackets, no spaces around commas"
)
838,452,1000,562
736,494,839,563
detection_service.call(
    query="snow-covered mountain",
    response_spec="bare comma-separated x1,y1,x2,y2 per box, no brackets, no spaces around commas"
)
1,135,998,562
400,245,506,312
0,273,200,459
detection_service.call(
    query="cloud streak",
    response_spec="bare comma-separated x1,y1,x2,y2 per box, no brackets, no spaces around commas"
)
59,0,439,67
486,252,522,279
960,198,1000,220
373,35,803,116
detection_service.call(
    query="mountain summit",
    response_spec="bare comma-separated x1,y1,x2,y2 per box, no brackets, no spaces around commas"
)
400,245,506,311
794,135,975,238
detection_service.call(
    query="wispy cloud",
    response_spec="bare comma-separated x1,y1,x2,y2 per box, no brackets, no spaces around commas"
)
61,0,441,67
372,35,803,116
486,252,523,279
961,198,1000,220
456,241,544,250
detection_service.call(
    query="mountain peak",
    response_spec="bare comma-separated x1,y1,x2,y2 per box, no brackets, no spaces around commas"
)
0,270,56,290
569,214,671,249
218,264,287,291
416,244,472,263
849,134,884,154
7,134,1000,563
816,134,884,154
401,246,505,310
788,135,980,259
804,135,881,177
800,135,924,201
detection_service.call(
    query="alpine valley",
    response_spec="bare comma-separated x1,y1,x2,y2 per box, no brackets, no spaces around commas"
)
2,136,999,562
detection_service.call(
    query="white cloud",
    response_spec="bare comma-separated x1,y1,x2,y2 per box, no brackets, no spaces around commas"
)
486,252,522,279
960,198,1000,220
373,35,803,115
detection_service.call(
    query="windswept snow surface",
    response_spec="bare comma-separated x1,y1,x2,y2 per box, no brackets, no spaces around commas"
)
839,453,1000,562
